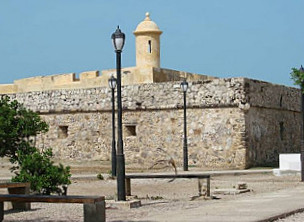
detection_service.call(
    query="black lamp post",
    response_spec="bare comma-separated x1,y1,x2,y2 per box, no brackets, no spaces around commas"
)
299,65,304,182
111,26,126,201
108,75,117,177
181,79,189,171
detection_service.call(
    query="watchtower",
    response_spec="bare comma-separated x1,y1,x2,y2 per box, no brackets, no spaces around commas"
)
133,12,162,69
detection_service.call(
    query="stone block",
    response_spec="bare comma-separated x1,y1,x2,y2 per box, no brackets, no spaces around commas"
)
213,188,250,195
273,154,301,176
279,154,301,171
106,200,141,209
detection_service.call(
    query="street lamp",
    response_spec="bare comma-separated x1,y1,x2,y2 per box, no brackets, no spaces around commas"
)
108,75,117,177
180,79,189,171
111,26,126,201
299,65,304,182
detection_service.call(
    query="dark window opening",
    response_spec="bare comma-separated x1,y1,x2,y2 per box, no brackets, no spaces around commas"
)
58,126,68,139
124,125,136,137
280,95,283,107
148,40,152,53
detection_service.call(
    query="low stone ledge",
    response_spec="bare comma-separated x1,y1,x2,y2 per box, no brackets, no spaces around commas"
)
106,200,141,209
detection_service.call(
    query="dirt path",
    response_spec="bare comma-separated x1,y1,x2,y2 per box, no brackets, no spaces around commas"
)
1,158,302,221
1,172,301,221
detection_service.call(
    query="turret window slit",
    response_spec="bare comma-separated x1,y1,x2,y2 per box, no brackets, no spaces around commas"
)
148,40,152,53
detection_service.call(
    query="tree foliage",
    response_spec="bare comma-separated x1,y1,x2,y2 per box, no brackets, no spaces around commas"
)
12,146,71,195
0,95,48,160
290,67,304,90
0,95,71,195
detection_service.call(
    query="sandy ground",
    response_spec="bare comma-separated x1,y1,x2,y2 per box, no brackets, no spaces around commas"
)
0,158,303,221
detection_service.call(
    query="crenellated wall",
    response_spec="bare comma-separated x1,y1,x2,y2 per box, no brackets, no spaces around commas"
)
1,71,108,94
5,77,301,169
0,67,214,94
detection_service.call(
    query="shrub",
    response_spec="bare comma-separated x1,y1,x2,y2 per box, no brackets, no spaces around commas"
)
12,146,71,195
0,96,71,195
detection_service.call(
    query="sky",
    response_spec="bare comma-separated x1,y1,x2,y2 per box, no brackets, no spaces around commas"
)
0,0,303,87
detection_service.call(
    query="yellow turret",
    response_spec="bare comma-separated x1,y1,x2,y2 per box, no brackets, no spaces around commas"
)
134,12,162,69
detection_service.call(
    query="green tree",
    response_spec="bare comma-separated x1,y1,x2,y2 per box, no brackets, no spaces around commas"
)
0,96,48,160
290,66,304,90
12,146,71,195
0,95,71,195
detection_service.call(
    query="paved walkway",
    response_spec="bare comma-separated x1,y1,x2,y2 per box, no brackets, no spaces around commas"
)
140,183,304,222
2,169,303,221
69,169,303,222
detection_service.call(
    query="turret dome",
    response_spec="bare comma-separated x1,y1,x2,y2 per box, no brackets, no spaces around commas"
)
134,12,162,35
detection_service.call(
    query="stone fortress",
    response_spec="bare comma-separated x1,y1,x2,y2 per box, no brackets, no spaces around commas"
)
0,13,301,169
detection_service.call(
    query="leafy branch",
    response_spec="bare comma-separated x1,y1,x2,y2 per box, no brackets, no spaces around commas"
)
291,66,304,91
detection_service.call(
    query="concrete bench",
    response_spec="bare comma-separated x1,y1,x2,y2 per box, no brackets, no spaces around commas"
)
0,194,105,222
125,173,211,197
0,182,30,210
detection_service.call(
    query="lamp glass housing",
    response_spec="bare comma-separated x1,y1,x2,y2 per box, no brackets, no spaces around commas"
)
180,80,188,92
111,26,125,51
108,76,117,89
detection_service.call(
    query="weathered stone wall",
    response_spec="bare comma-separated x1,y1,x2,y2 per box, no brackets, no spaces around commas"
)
9,78,248,113
244,78,301,167
35,107,246,169
245,108,301,167
7,78,249,169
244,78,300,111
6,77,301,169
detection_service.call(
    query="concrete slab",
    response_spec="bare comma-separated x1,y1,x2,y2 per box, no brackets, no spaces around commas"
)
273,153,301,176
273,169,300,176
106,199,141,209
141,185,304,222
213,188,251,195
279,154,301,171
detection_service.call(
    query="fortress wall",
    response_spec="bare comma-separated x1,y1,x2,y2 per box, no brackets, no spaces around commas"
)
9,78,248,113
8,77,249,169
243,79,301,167
102,67,148,85
0,84,17,94
244,78,300,111
0,71,113,94
1,68,215,94
245,107,301,168
152,68,216,83
36,107,246,169
5,77,301,169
